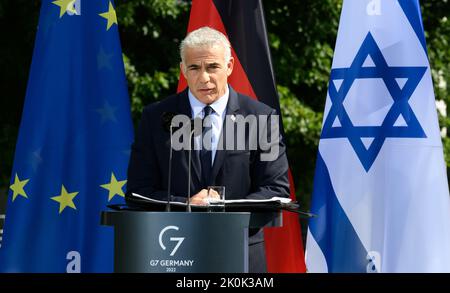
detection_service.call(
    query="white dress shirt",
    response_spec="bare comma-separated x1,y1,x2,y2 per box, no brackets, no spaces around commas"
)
188,87,229,164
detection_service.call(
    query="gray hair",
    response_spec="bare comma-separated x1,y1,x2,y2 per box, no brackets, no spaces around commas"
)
180,27,232,68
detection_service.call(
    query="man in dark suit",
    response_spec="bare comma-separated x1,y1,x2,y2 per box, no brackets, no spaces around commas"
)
126,27,290,273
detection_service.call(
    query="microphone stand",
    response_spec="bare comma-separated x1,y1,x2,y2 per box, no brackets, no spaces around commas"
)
166,125,173,212
187,117,202,212
163,113,200,213
186,127,195,212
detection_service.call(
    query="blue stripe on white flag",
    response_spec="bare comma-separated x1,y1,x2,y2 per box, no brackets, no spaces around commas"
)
308,154,368,272
398,0,427,54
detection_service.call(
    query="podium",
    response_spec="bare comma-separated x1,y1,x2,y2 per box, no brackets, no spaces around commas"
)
101,211,281,273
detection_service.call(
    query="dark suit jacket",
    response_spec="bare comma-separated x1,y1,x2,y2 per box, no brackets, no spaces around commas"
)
126,86,290,272
126,86,289,202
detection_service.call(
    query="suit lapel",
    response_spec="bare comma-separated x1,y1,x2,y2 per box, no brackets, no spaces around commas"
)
176,89,202,187
211,87,240,182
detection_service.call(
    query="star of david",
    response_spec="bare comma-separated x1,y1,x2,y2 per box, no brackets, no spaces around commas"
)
321,32,427,171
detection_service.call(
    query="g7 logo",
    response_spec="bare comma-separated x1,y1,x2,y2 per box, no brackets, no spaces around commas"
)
158,226,185,256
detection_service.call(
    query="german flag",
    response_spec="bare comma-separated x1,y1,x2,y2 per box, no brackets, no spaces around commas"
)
178,0,306,273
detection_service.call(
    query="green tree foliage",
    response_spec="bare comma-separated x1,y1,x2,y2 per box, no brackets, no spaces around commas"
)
1,0,449,214
423,0,450,165
116,0,189,125
0,0,39,194
264,0,342,207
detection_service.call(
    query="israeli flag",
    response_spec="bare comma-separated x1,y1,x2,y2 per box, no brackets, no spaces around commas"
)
306,0,450,272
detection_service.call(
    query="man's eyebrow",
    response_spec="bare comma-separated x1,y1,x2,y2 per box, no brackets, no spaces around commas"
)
186,62,221,69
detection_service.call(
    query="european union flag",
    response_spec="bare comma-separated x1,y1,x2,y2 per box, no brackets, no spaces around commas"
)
0,0,133,272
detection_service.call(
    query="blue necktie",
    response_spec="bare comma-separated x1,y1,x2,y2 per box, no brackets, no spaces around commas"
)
200,105,213,187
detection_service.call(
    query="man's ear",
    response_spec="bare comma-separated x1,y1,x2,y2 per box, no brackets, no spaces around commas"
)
226,57,234,76
180,62,187,79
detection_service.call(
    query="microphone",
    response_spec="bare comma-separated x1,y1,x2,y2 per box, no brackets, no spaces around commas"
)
161,112,177,212
187,117,202,212
161,112,202,212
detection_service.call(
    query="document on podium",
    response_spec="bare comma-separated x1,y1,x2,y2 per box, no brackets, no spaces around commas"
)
127,192,312,215
131,192,291,204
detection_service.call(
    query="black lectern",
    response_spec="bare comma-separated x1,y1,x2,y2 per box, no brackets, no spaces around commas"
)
101,211,281,273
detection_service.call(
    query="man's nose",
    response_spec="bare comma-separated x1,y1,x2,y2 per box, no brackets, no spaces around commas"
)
199,70,210,83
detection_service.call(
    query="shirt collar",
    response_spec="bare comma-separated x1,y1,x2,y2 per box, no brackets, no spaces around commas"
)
188,86,229,118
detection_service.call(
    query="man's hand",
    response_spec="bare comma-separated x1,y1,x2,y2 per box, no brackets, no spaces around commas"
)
189,188,219,205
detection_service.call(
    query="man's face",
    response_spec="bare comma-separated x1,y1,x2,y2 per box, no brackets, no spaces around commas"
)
181,45,234,104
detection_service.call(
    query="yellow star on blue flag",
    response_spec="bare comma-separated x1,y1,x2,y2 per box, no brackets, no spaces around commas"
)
99,2,118,31
52,0,77,18
51,185,78,214
100,173,127,201
9,174,30,202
